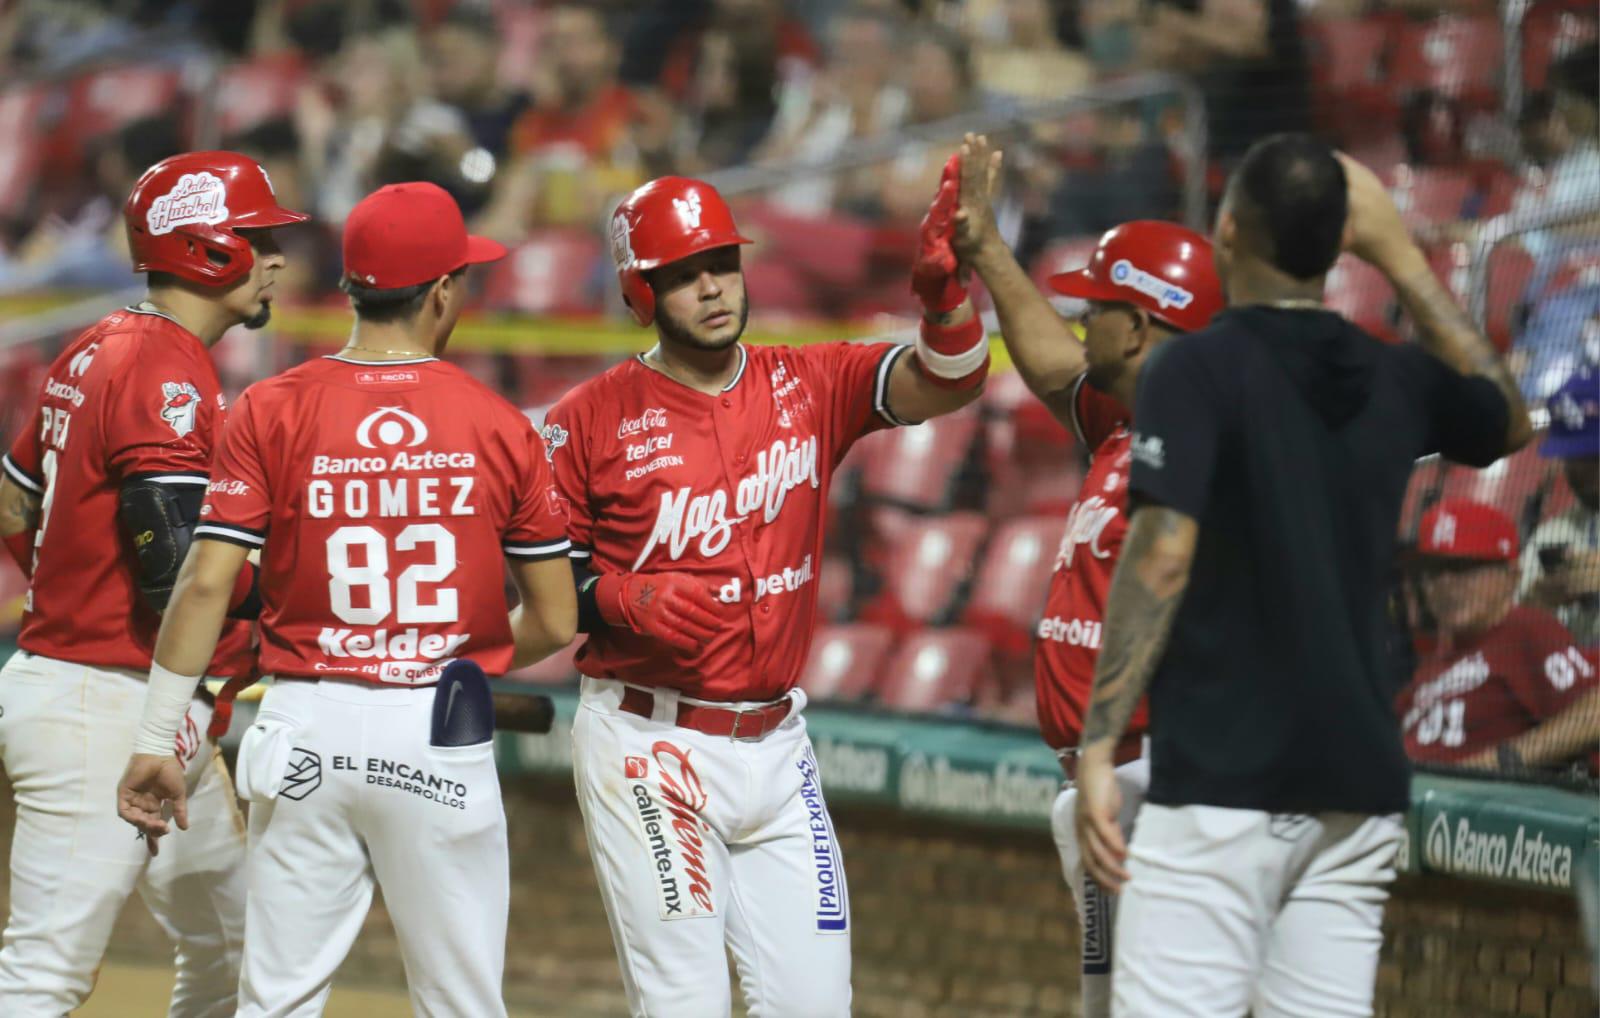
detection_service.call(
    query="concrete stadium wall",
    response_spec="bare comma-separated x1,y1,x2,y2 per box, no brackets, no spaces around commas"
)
4,776,1592,1017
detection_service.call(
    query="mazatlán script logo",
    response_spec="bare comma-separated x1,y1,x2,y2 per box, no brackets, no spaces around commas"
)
1055,495,1119,570
633,435,820,569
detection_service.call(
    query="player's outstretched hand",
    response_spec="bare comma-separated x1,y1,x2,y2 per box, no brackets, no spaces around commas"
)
1073,751,1131,892
597,571,724,654
117,753,189,857
910,153,964,313
1337,152,1416,277
951,132,1003,263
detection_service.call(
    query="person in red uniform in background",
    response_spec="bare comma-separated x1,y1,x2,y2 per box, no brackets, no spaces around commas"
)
543,167,986,1017
0,150,306,1015
946,132,1225,1018
1399,499,1600,772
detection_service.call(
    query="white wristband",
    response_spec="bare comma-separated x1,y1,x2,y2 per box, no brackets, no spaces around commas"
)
915,328,989,380
132,662,201,757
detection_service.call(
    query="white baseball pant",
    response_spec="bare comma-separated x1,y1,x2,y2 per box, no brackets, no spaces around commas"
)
1050,754,1150,1018
0,649,246,1017
573,677,851,1018
1113,804,1403,1017
233,678,508,1018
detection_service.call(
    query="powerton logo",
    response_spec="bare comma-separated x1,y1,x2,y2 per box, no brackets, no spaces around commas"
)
1109,259,1193,310
1424,812,1574,889
798,750,848,933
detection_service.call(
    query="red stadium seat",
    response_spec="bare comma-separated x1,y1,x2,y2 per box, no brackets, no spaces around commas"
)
1324,255,1398,342
817,555,854,622
861,512,987,630
0,85,46,217
964,516,1062,661
1483,244,1536,350
1304,17,1399,143
64,64,184,143
213,53,307,139
1388,165,1476,225
1390,16,1503,106
1521,5,1599,91
797,624,896,703
877,629,993,712
858,405,981,511
1439,440,1557,521
480,229,604,315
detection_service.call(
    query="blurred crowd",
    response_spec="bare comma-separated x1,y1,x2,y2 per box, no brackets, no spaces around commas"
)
0,0,1597,777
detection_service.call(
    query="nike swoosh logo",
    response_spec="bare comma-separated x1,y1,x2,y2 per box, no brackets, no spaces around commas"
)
444,681,462,724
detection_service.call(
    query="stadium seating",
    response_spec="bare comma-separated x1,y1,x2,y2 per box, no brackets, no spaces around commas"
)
481,229,606,315
1324,255,1399,342
860,512,988,630
0,85,45,215
1304,16,1398,143
213,53,307,139
877,628,993,712
1439,439,1557,526
856,406,982,512
1389,165,1476,226
1389,16,1503,108
1521,4,1600,91
797,624,896,703
964,516,1061,663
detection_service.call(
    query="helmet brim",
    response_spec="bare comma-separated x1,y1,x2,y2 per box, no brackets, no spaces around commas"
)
631,235,753,272
231,206,312,229
1046,267,1122,303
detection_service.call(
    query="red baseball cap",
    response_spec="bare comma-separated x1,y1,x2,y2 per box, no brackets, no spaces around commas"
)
1417,499,1519,562
343,182,507,289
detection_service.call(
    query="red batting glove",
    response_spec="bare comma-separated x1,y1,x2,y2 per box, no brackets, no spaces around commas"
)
595,572,723,654
910,154,968,314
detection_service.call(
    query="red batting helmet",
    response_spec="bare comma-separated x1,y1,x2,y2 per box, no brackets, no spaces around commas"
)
1047,220,1223,333
125,151,309,288
610,176,752,327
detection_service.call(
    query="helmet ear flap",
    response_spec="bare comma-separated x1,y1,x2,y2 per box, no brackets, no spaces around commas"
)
620,268,655,327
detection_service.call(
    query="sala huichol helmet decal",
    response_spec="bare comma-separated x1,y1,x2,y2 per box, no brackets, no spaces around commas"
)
124,150,309,288
610,176,752,327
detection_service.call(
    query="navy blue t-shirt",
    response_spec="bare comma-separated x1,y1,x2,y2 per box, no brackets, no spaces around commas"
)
1130,306,1509,814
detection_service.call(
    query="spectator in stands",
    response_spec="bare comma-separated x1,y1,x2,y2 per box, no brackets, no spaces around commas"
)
478,4,644,235
876,26,983,224
968,0,1094,104
1521,366,1600,646
1398,500,1600,772
419,7,530,215
297,28,438,224
670,23,783,175
0,113,182,294
754,5,908,215
1135,0,1311,164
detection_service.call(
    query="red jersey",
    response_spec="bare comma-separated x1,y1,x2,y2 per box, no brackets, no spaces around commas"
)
545,342,908,700
1033,375,1148,750
198,355,570,683
2,305,250,675
1397,605,1597,764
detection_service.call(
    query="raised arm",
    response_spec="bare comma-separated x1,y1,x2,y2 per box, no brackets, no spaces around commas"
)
1338,153,1534,454
951,134,1086,427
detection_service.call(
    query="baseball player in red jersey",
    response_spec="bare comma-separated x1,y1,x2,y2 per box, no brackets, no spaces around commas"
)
542,170,987,1016
947,135,1224,1018
115,182,577,1016
1398,499,1600,768
0,151,305,1016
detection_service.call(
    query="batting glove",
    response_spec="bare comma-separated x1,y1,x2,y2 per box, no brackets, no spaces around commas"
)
596,571,723,653
910,154,967,314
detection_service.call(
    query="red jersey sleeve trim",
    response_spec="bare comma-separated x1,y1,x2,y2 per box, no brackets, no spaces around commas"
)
1,454,43,495
194,522,266,548
874,344,914,428
504,537,573,561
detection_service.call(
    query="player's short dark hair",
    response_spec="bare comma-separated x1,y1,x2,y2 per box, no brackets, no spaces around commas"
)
1227,133,1349,281
342,268,464,324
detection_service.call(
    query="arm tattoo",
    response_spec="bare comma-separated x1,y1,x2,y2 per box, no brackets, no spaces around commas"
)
0,482,41,535
1081,508,1193,749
